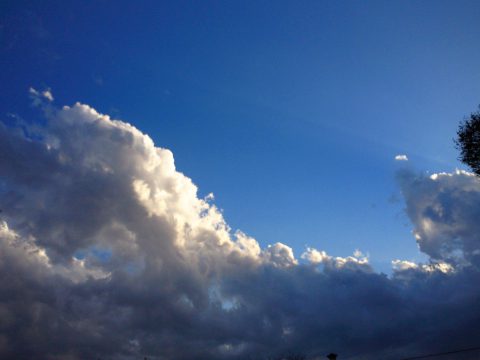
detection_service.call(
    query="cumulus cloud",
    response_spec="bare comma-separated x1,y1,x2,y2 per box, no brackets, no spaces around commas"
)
301,248,370,271
398,169,480,267
395,154,408,161
392,259,454,274
1,93,480,359
262,243,298,267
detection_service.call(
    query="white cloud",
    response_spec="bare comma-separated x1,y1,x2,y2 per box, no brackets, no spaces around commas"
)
398,168,480,267
1,94,480,359
302,247,370,271
262,242,298,267
392,259,454,274
29,87,54,106
392,259,418,271
42,89,54,101
301,247,330,264
395,154,408,161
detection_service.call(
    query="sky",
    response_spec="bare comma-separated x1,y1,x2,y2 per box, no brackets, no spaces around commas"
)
1,1,480,359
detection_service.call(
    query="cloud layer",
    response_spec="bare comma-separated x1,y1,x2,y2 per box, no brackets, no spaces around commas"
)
1,93,480,359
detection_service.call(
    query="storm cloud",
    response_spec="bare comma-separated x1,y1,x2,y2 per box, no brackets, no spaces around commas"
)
1,93,480,359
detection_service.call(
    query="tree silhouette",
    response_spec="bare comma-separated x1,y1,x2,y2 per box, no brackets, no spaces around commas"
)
456,108,480,175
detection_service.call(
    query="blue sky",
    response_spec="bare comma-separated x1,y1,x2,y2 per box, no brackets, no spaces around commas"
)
4,2,480,359
2,0,480,272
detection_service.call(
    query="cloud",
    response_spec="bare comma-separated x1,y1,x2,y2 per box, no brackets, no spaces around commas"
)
392,259,454,274
1,94,480,359
398,169,480,267
262,243,298,267
395,154,408,161
301,248,370,271
29,87,54,105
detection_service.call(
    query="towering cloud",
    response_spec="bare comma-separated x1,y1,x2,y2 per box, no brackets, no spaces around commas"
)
1,92,480,359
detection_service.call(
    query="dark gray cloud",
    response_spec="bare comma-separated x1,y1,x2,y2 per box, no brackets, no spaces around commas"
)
1,92,480,359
